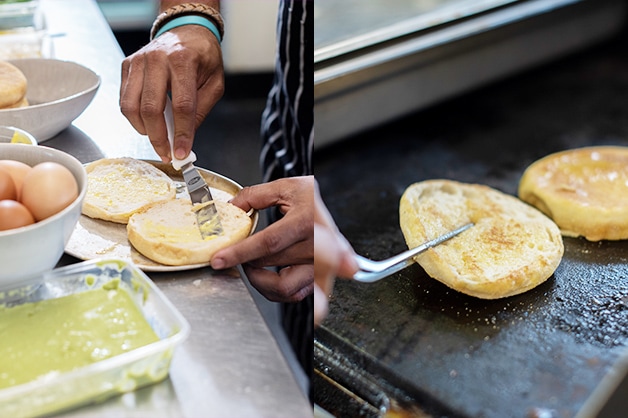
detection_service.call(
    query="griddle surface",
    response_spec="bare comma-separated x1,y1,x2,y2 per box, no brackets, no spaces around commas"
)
315,30,628,417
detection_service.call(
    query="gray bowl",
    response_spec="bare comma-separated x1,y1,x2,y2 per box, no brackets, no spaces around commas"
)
0,58,100,142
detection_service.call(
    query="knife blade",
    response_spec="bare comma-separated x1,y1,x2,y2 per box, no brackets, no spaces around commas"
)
164,97,223,238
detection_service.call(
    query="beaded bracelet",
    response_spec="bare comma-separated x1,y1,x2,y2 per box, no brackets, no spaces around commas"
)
150,3,224,42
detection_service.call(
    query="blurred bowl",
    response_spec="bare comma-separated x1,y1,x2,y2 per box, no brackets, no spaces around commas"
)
0,126,37,145
0,143,87,290
0,58,100,142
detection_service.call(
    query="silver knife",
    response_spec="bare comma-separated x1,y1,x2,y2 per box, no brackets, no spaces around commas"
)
164,97,223,238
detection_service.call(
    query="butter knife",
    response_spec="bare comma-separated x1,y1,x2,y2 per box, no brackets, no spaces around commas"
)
164,97,223,238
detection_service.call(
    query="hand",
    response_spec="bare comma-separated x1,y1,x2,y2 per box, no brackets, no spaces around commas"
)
120,25,224,162
211,176,315,303
313,184,358,327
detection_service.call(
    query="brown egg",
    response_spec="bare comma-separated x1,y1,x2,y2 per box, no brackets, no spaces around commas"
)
0,168,17,201
0,160,32,200
0,200,35,230
21,162,79,221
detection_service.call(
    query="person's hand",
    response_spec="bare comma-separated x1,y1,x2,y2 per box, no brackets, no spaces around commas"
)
120,25,224,162
211,176,315,303
313,183,358,327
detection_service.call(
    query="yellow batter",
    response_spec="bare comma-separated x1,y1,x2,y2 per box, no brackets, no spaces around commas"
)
0,287,159,389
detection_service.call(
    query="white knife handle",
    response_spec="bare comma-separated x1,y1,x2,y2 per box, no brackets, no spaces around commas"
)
165,96,196,171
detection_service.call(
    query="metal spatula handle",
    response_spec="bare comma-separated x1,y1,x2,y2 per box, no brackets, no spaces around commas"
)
353,223,473,283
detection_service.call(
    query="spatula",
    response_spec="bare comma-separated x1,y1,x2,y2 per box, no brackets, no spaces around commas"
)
353,222,473,283
164,97,223,238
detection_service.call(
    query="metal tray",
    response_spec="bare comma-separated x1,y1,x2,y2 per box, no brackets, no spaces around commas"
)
65,160,259,272
0,258,190,418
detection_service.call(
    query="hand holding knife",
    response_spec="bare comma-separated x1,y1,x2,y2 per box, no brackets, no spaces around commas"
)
164,97,223,238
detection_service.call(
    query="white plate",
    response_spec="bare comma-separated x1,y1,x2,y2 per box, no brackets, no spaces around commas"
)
65,161,257,272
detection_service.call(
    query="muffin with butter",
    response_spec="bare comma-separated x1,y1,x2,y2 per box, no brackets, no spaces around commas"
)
127,198,252,266
82,157,177,224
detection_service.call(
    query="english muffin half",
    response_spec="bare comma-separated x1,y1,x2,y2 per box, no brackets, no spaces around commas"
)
82,158,177,224
400,180,563,299
2,96,28,109
518,146,628,241
127,198,252,266
0,61,27,108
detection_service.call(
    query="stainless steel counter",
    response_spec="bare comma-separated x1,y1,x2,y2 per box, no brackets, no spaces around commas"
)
35,1,311,416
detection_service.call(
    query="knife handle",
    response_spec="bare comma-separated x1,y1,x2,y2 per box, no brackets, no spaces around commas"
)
164,96,197,171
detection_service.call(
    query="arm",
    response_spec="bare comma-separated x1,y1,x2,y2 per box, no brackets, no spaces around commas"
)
120,1,223,163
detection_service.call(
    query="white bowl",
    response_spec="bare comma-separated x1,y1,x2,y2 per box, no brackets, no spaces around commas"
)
0,58,100,142
0,143,87,290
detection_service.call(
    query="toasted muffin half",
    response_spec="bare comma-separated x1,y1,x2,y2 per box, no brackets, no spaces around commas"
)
518,146,628,241
400,179,563,299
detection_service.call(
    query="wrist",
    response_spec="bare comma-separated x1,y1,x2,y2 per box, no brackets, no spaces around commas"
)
150,3,224,42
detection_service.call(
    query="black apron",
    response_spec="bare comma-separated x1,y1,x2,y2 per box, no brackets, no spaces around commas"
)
260,0,313,402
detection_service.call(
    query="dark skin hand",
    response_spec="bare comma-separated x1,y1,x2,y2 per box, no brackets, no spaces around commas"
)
120,7,319,306
211,176,315,303
120,25,224,163
313,182,358,326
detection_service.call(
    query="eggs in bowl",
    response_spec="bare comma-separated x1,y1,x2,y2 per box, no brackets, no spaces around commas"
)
0,143,87,290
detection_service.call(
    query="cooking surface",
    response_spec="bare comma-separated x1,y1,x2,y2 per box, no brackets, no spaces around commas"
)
315,28,628,417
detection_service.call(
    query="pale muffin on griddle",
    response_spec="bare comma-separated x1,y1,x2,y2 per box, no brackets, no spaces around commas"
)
400,180,563,299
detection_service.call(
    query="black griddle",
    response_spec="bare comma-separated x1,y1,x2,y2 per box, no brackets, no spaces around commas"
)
314,29,628,418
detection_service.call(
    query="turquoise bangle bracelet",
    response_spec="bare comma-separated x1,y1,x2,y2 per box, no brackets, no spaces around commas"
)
154,15,222,43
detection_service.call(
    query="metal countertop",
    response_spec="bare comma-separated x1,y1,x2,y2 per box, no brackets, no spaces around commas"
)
33,1,311,416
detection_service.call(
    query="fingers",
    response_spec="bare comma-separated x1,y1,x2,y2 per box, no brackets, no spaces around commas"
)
243,264,313,303
167,26,224,161
167,43,201,161
229,176,314,214
119,26,225,163
120,52,149,136
211,215,313,269
245,239,312,269
140,58,170,161
314,224,357,288
314,283,329,328
314,182,358,281
313,223,357,327
212,177,314,269
120,39,171,161
313,179,359,326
